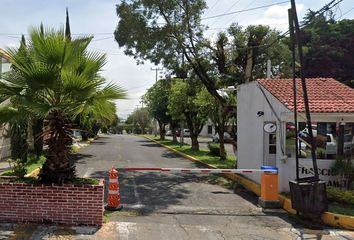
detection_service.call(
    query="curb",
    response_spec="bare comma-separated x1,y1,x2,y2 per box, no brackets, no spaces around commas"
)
143,135,354,230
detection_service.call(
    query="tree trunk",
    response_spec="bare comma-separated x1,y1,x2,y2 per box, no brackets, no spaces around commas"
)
40,110,75,184
218,130,227,160
32,118,44,157
158,121,165,140
245,48,253,83
191,134,199,151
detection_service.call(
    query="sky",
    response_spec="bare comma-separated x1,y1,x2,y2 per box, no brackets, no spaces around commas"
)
0,0,353,119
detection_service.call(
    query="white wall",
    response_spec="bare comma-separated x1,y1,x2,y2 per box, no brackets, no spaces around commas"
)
0,60,11,160
199,119,215,137
279,158,347,192
237,81,292,187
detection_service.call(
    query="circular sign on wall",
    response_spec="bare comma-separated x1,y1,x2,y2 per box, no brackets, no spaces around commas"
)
264,123,277,133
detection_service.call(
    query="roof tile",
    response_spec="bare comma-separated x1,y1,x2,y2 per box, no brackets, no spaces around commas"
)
257,78,354,113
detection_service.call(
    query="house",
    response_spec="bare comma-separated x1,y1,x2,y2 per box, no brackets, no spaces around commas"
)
199,119,215,137
237,78,354,192
0,49,11,160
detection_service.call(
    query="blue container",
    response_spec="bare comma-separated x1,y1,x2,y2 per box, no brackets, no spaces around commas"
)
261,166,278,174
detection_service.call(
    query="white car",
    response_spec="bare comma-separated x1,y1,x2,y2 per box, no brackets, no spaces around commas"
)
212,132,232,143
182,129,190,137
325,133,353,155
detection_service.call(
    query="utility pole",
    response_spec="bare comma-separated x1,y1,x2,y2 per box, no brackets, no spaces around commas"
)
151,67,163,83
140,96,144,108
290,0,319,180
151,67,163,137
266,60,272,79
288,9,299,181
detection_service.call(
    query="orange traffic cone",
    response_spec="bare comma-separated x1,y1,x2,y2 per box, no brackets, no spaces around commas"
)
105,167,123,211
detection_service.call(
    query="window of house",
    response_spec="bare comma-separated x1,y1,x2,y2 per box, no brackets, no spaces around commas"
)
208,125,213,134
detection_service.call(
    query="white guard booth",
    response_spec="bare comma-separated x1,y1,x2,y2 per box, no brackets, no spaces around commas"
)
237,78,354,192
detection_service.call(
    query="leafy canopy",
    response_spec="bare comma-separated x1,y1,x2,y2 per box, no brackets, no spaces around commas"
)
0,26,126,123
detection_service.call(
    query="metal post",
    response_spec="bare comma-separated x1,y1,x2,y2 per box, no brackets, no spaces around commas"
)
288,9,299,181
290,0,319,180
151,67,163,137
266,60,271,79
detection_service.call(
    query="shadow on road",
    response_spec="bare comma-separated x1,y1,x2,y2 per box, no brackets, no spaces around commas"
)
71,153,94,164
89,169,209,215
161,151,180,158
90,141,108,145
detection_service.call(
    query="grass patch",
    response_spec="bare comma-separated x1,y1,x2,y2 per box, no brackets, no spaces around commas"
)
104,209,139,223
70,144,80,153
0,155,46,177
143,135,236,169
73,178,99,185
26,155,46,173
329,203,354,216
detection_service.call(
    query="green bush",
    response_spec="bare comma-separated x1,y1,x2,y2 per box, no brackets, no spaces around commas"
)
207,142,220,156
286,131,295,139
327,186,354,205
12,159,27,178
316,148,326,159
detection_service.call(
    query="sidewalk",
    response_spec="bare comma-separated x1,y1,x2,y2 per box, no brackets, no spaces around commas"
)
0,222,121,240
0,160,10,174
1,221,354,240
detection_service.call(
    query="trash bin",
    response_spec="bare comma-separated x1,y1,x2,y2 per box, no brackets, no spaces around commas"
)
289,180,327,215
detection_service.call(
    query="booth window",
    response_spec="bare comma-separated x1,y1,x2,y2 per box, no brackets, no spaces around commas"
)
269,133,276,154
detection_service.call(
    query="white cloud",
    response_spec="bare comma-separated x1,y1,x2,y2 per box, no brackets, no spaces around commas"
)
264,4,304,20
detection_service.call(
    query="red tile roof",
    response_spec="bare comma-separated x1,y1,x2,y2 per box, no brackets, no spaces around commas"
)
257,78,354,113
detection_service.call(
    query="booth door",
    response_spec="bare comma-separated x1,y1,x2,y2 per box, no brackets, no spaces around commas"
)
264,128,277,166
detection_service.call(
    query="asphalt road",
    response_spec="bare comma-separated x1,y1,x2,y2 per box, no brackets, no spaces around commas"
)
74,135,347,240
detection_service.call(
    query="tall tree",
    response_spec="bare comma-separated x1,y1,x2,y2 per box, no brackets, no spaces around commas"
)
143,79,171,140
131,108,151,134
301,12,354,87
115,0,228,106
168,78,206,150
0,26,126,183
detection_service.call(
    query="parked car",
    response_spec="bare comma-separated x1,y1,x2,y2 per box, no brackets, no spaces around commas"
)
72,129,82,142
325,133,353,155
183,129,190,137
286,122,295,131
176,129,190,137
166,130,172,136
212,132,232,143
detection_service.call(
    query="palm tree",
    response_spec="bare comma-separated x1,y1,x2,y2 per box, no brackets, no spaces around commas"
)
0,25,126,183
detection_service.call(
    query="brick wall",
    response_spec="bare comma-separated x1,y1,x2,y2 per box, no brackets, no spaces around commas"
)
0,179,104,226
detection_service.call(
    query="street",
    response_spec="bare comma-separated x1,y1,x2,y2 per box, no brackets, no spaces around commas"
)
73,134,349,240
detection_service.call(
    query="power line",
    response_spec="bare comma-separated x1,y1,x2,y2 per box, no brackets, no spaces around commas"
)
338,7,354,19
204,0,219,15
201,1,289,20
219,0,257,29
207,0,243,28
